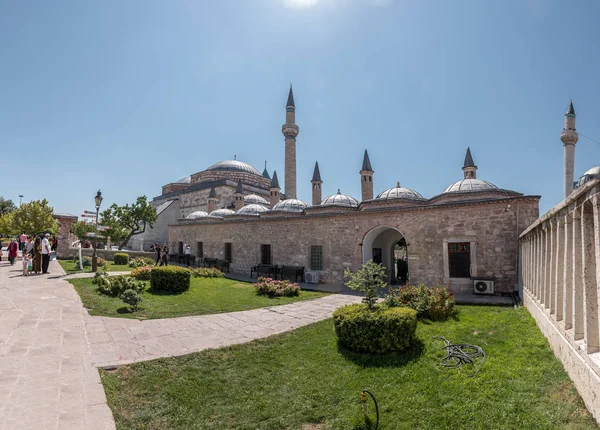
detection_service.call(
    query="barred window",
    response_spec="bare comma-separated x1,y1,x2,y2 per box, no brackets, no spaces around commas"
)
178,241,183,254
310,245,323,271
224,242,232,263
448,242,471,278
197,242,204,259
261,244,272,265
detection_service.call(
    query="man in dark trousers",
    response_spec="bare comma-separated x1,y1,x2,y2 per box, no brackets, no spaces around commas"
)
154,243,161,266
41,233,52,274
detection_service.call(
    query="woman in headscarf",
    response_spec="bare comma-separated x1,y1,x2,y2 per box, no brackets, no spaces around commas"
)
8,239,18,266
33,235,42,274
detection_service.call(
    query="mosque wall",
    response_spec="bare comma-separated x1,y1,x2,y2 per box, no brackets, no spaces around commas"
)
169,196,539,295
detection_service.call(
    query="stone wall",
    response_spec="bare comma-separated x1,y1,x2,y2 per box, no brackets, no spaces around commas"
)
60,248,156,261
170,196,539,293
53,214,78,259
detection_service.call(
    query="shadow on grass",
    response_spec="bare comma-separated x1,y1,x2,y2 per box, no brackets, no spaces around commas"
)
338,337,425,368
147,288,187,296
117,306,133,314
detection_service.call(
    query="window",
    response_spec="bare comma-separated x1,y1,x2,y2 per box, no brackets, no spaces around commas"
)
224,242,232,263
197,242,204,259
178,241,183,254
448,242,471,278
310,245,323,271
260,244,272,265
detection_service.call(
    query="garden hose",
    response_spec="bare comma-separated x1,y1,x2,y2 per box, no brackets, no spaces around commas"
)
361,389,379,430
433,336,486,376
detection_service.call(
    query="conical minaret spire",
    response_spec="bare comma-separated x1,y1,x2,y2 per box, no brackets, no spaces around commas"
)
462,147,477,179
360,150,374,201
282,85,299,199
561,100,578,198
311,161,322,206
270,170,281,209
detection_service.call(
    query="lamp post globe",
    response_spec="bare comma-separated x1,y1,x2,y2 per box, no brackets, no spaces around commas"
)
92,190,103,272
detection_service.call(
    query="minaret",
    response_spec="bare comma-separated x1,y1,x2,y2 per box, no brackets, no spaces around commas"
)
282,85,299,199
234,180,244,210
270,170,281,208
462,147,477,179
561,100,578,198
360,150,374,201
311,161,322,206
262,161,270,180
207,184,217,213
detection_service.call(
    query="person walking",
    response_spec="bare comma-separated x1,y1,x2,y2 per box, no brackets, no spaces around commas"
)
154,243,161,266
184,243,191,267
33,236,42,274
160,245,169,266
41,233,51,274
19,232,26,252
0,239,3,262
8,239,18,266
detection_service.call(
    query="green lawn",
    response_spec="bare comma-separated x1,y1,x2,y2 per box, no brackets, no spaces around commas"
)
68,277,328,319
101,306,597,430
58,259,131,274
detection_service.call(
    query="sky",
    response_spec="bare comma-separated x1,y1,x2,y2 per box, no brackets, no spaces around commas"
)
1,0,599,217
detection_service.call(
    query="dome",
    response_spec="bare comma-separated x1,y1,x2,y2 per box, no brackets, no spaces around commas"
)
272,199,310,212
243,194,269,206
236,204,270,216
175,176,191,184
205,160,261,176
186,211,208,219
443,179,498,193
376,182,425,201
208,208,236,218
578,166,600,187
320,189,360,208
583,166,600,177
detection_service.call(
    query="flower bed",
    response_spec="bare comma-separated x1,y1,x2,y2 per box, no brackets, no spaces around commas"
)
254,277,300,297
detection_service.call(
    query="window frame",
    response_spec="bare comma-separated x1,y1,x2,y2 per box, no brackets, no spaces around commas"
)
310,245,323,271
260,244,272,265
224,242,232,263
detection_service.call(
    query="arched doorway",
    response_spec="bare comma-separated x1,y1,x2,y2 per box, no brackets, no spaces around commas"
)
362,226,409,284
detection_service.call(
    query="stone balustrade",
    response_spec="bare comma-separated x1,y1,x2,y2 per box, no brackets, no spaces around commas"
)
520,178,600,422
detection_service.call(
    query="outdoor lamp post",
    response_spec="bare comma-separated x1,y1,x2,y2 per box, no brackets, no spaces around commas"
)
91,190,103,272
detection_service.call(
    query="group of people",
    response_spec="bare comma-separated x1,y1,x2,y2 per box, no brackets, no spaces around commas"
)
0,233,54,275
150,243,192,267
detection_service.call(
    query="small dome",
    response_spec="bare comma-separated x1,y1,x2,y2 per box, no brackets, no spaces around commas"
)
320,189,359,207
578,166,600,187
583,166,600,177
175,176,191,184
443,179,498,193
243,194,269,206
205,160,261,176
186,211,208,219
377,182,425,201
236,204,270,216
272,199,310,212
208,208,235,218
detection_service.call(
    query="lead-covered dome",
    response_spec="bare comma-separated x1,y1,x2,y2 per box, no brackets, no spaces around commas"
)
186,211,208,219
272,199,310,212
320,189,359,207
236,204,270,216
443,179,498,193
243,194,269,206
176,176,191,184
578,166,600,187
208,208,235,218
205,160,261,176
377,182,425,201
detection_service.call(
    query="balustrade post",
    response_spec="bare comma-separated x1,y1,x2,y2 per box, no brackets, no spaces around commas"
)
582,201,599,353
544,226,551,309
573,207,584,339
549,221,557,315
555,217,565,320
563,214,573,329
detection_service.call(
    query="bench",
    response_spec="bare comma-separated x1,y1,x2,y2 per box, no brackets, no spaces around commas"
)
250,264,278,279
201,257,230,273
278,265,305,283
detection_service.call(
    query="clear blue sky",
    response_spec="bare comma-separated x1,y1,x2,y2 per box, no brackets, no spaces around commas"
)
2,0,599,216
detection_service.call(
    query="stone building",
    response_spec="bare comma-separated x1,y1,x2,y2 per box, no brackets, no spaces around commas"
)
148,87,540,295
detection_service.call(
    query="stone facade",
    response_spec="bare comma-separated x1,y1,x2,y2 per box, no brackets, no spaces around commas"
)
53,214,78,259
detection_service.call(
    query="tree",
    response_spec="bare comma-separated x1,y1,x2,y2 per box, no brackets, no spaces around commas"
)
0,197,16,217
344,260,388,310
100,196,157,250
1,199,58,236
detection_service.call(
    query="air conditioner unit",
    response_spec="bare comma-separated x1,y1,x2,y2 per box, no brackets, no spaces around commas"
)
473,279,494,295
305,271,319,284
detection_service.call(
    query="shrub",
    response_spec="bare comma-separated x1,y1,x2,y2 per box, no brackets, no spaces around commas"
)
93,272,146,297
386,283,455,321
333,304,417,354
113,253,129,266
97,257,108,269
81,256,91,267
131,265,153,280
254,277,300,297
129,257,155,268
120,289,142,312
344,260,387,310
191,267,225,278
150,266,191,293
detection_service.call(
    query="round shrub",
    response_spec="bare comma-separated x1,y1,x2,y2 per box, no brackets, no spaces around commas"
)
333,304,417,354
120,289,142,312
386,283,455,321
129,257,155,268
113,253,130,266
131,266,153,280
150,266,191,293
92,273,146,297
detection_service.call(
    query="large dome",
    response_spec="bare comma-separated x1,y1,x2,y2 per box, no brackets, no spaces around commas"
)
186,211,208,219
443,179,498,193
236,204,270,216
205,160,261,176
320,190,360,208
244,194,269,206
272,199,310,212
208,208,235,218
377,182,425,201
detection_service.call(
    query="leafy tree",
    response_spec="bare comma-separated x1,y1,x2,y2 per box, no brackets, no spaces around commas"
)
344,260,388,310
71,220,96,240
101,196,157,250
0,197,16,217
0,199,58,236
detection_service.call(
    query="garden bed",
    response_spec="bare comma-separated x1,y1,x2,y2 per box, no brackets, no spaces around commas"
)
58,259,131,274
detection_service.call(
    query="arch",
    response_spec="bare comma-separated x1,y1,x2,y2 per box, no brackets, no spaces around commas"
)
362,226,409,283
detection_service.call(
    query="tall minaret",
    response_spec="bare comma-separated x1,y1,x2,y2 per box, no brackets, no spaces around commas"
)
360,150,374,201
561,100,578,198
462,147,477,179
311,161,322,206
270,170,281,208
282,85,299,199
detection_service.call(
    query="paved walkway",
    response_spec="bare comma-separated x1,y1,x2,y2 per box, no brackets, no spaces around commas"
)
0,255,360,429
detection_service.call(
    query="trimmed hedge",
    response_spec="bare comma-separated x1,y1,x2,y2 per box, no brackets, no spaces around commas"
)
333,304,417,354
131,266,153,280
150,266,191,293
113,253,130,266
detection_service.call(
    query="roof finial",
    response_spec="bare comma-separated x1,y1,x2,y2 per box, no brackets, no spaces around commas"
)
264,160,267,169
396,181,401,188
337,188,341,194
234,154,237,161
